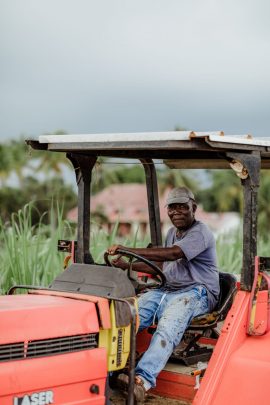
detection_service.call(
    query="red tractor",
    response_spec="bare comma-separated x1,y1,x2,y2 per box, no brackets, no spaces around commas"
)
1,131,270,404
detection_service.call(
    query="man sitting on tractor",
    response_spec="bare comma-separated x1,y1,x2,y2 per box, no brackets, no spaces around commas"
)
107,187,220,401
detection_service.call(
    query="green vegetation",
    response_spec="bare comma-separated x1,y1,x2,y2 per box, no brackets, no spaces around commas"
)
0,203,70,294
197,170,242,213
1,201,269,294
0,177,77,224
0,136,76,224
0,203,150,294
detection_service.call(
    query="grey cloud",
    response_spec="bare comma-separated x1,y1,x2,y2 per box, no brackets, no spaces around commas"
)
0,0,270,139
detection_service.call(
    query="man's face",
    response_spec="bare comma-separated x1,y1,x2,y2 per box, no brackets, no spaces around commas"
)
167,201,196,230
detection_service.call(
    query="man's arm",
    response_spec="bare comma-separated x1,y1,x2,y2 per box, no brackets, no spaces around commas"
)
110,255,162,274
107,244,184,262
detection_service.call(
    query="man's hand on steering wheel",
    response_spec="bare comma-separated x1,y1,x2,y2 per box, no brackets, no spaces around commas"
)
111,255,128,270
106,245,129,270
107,244,124,256
105,246,167,290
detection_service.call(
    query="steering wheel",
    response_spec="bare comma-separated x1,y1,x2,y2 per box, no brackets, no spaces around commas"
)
104,248,166,290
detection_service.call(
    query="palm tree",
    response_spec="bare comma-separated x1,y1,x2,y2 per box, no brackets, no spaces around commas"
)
158,167,199,195
34,131,71,175
9,139,30,186
197,170,242,212
0,143,12,186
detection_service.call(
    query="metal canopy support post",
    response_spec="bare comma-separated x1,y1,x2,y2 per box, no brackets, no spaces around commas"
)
67,153,97,264
226,152,261,291
140,159,162,247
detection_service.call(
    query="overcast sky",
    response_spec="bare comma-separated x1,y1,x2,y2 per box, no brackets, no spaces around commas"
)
1,0,270,141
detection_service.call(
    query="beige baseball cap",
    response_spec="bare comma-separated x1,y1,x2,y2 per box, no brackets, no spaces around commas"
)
165,187,195,206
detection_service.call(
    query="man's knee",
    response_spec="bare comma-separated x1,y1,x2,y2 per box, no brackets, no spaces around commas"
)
156,297,196,343
156,315,188,347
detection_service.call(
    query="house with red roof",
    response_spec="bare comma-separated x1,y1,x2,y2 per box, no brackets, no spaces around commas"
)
67,184,240,239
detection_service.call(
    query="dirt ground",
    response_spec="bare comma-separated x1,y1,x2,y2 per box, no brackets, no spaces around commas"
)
110,391,189,405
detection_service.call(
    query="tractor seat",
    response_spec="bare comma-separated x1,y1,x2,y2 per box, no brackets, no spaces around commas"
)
189,271,237,329
171,271,237,365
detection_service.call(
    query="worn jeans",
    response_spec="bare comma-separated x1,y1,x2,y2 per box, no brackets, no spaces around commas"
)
135,286,210,390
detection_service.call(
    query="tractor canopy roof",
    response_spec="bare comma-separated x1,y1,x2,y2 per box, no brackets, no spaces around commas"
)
27,131,270,168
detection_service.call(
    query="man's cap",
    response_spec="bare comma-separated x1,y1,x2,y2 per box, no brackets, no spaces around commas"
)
166,187,195,206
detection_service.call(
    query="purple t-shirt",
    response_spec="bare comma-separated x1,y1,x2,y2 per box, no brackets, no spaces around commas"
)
163,220,220,311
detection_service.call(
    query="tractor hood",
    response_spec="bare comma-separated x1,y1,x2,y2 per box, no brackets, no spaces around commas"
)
0,293,99,345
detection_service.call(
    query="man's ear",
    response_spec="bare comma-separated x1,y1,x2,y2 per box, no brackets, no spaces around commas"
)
192,203,197,213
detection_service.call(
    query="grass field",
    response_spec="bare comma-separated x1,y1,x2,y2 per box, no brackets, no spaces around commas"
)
0,203,269,294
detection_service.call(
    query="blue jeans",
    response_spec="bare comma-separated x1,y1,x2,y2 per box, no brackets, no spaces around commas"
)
135,286,209,390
